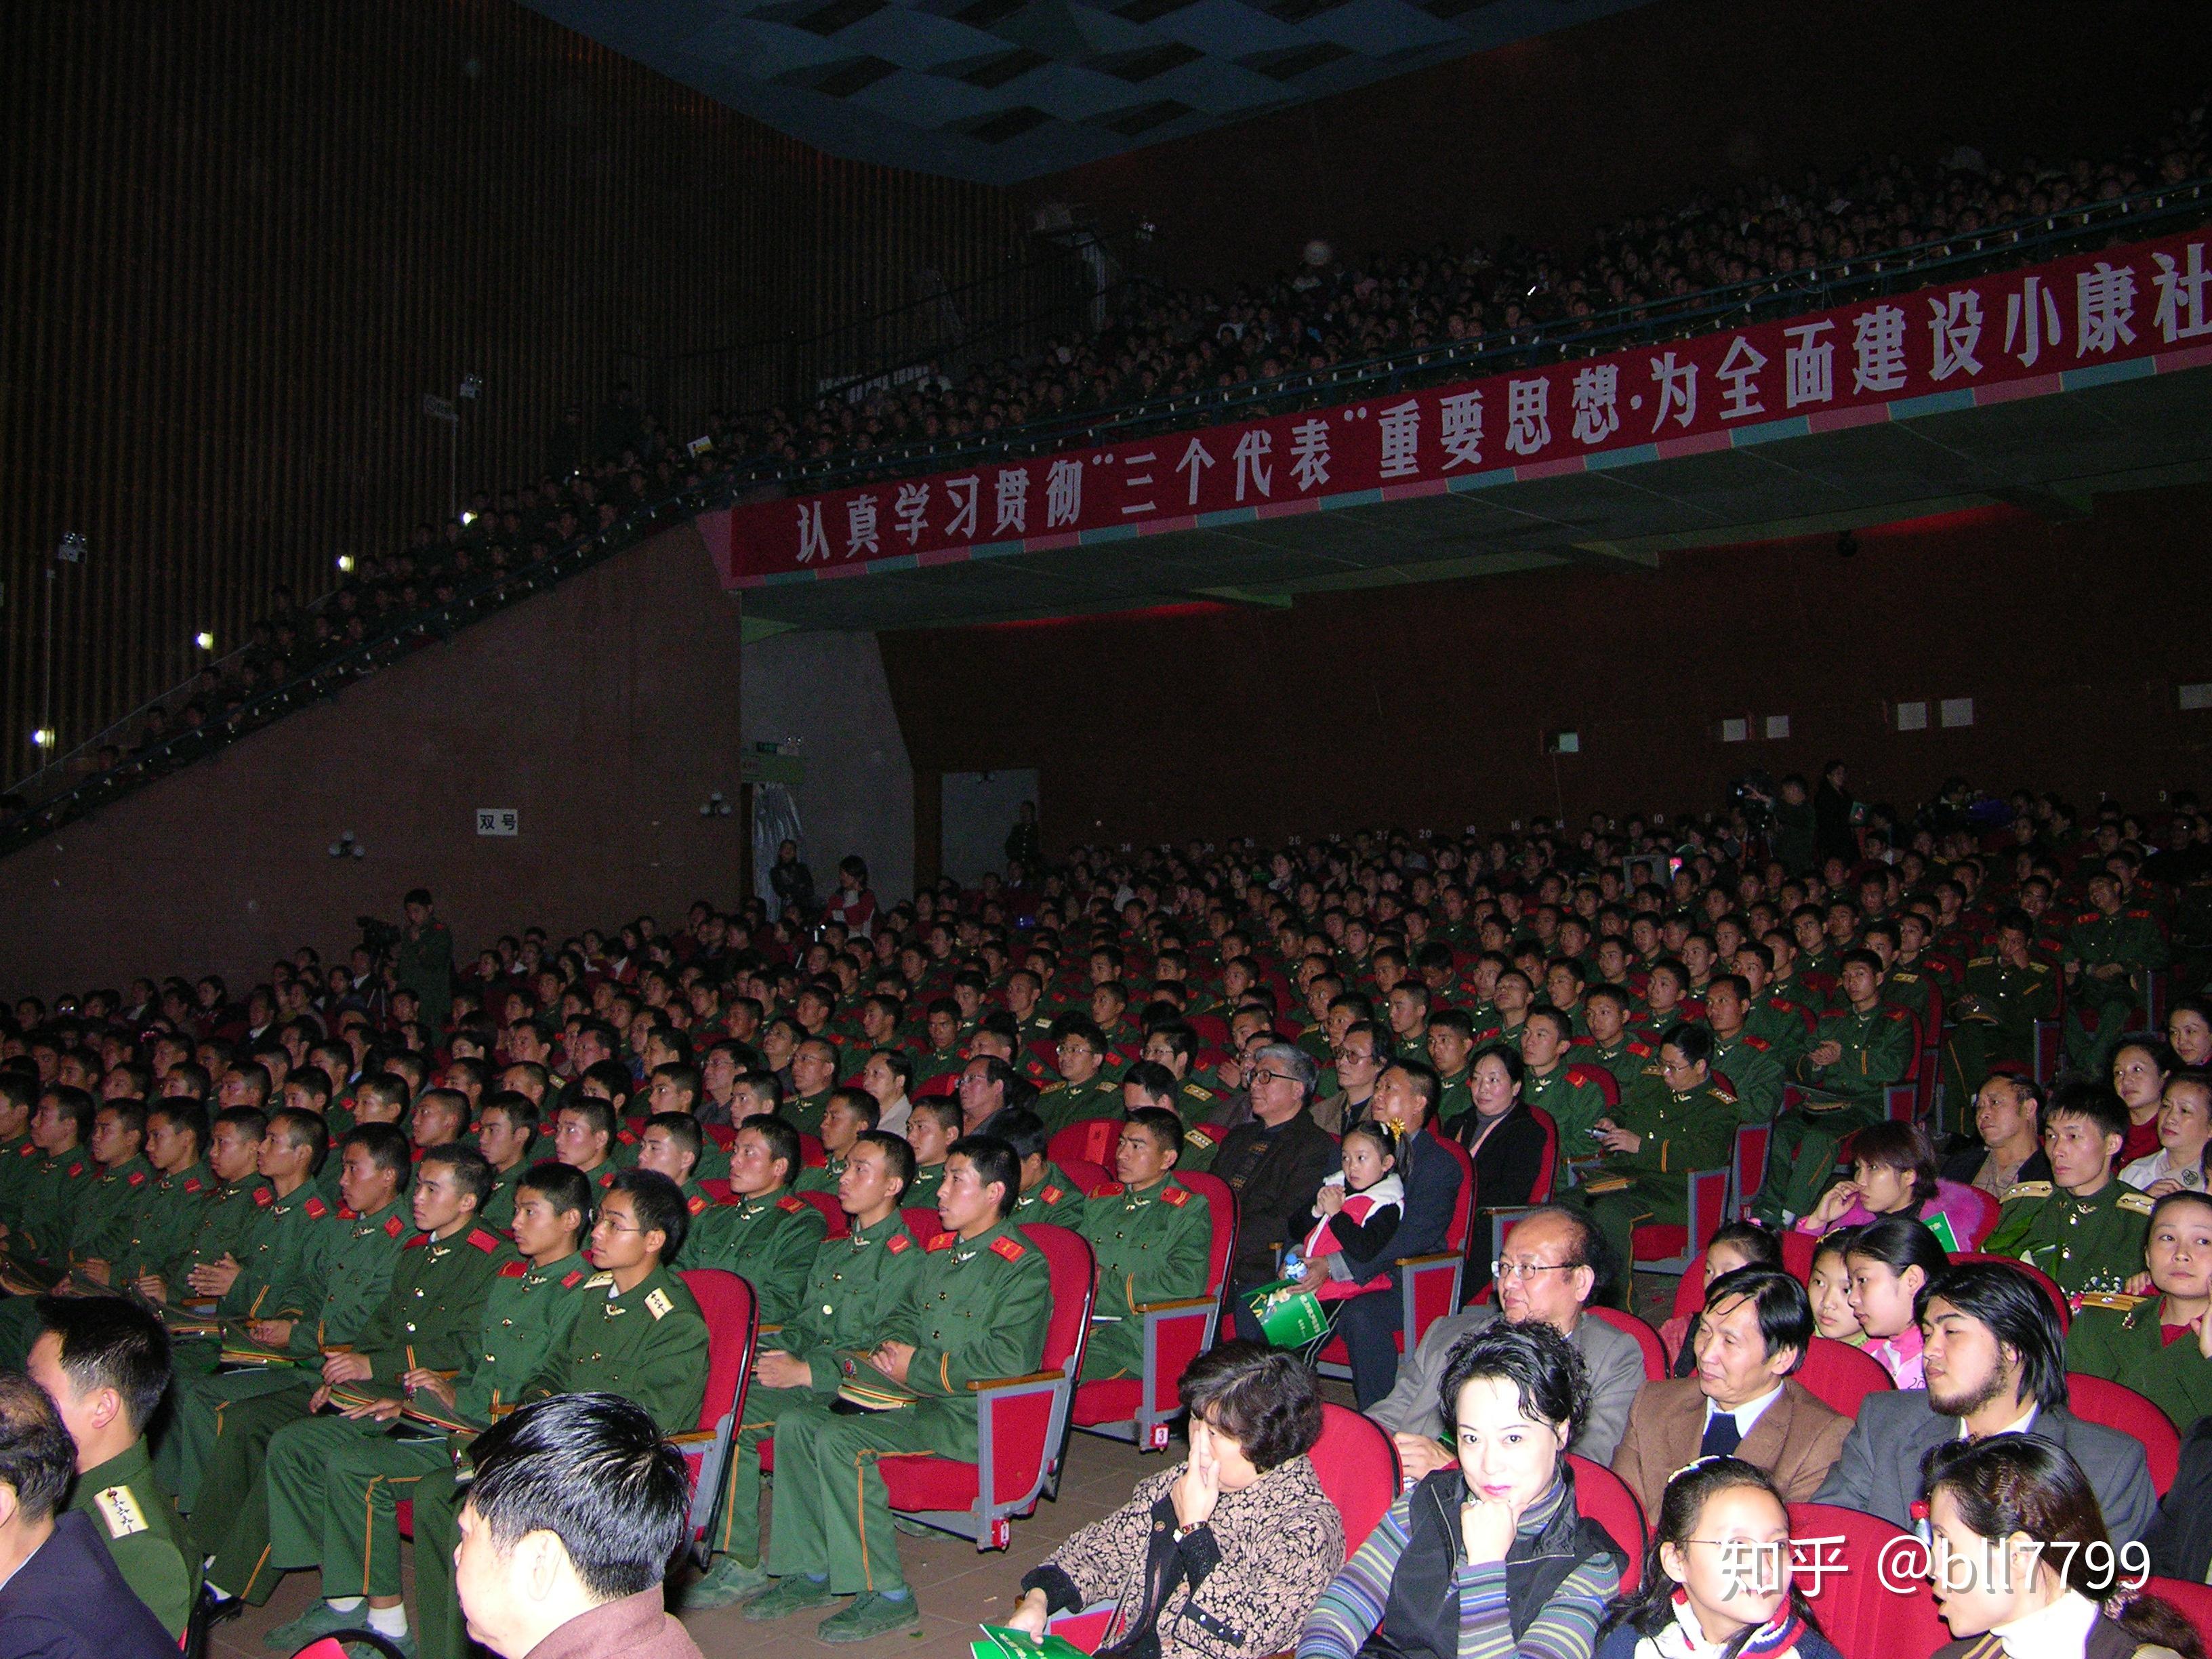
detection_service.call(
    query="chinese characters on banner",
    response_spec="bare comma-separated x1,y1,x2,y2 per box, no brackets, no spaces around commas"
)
717,228,2212,586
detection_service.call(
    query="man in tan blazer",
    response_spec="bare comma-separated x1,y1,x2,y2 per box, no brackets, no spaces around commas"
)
1612,1265,1853,1521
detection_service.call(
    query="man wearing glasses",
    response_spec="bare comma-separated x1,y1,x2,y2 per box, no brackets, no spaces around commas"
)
1216,1045,1339,1343
1364,1205,1643,1477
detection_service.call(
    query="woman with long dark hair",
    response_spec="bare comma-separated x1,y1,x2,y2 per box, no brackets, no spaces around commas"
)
1921,1436,2204,1659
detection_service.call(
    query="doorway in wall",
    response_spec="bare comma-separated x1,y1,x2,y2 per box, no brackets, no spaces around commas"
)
940,770,1038,887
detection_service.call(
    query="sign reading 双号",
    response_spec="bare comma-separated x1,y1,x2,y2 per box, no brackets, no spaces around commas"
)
476,808,519,837
711,227,2212,586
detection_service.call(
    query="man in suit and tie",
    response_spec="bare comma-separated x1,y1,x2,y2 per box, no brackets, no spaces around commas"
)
1611,1267,1851,1520
1814,1261,2156,1542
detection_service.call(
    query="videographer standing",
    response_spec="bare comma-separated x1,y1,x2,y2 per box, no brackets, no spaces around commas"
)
396,888,454,1036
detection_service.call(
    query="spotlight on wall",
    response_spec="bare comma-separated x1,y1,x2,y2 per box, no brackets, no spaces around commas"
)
335,554,356,573
194,630,215,651
700,790,734,818
459,510,478,526
329,829,366,858
30,728,56,749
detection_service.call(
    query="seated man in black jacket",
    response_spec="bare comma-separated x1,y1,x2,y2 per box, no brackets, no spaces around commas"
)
1328,1061,1467,1408
1218,1044,1340,1346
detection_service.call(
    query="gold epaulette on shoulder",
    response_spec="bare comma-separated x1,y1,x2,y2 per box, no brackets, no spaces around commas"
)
2001,1181,2053,1202
2075,1292,2146,1313
2117,1191,2156,1215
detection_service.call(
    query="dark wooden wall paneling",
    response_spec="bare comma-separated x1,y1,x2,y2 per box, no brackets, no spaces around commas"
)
877,489,2212,853
0,1,1023,777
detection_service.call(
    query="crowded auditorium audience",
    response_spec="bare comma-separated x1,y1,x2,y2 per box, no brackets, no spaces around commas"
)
0,777,2209,1655
39,95,2208,798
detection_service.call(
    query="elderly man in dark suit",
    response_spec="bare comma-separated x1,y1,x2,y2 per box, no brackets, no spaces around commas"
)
1221,1044,1341,1344
1814,1261,2156,1542
1612,1266,1851,1520
1366,1205,1645,1474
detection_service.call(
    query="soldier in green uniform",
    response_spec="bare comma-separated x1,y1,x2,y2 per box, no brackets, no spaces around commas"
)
691,1117,826,1322
199,1144,513,1610
155,1110,346,1509
1755,953,1914,1225
1944,911,2060,1105
909,1003,968,1093
686,1131,925,1608
1033,1024,1122,1135
1000,1109,1085,1224
2064,1188,2212,1434
64,1099,157,1279
1517,1011,1614,1172
0,1074,37,1221
112,1099,213,1298
795,1090,874,1195
26,1296,197,1639
471,1092,539,1231
1142,1023,1226,1132
784,1039,841,1137
549,1096,624,1195
1575,989,1656,1092
744,1136,1052,1641
0,1085,99,1278
1075,1109,1211,1383
184,1126,428,1567
136,1105,267,1312
902,1099,960,1209
1982,1088,2154,1298
1423,1012,1477,1130
1385,983,1433,1062
1704,977,1786,1127
402,1168,711,1659
256,1162,594,1658
1570,1024,1736,1277
1734,945,1814,1070
2062,872,2170,1074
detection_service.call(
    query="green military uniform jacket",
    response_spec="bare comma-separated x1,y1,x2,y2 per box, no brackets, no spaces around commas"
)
1036,1075,1120,1135
1956,956,2059,1053
175,1174,270,1296
1586,1071,1736,1200
1434,1067,1474,1131
906,1162,947,1210
525,1263,710,1435
1011,1164,1084,1226
2064,907,2169,1000
64,1155,155,1267
784,1090,833,1137
217,1182,327,1322
346,1223,516,1382
279,1195,413,1357
0,1133,35,1218
1576,1037,1655,1093
1790,1004,1913,1112
1076,1177,1212,1380
690,1187,825,1323
880,1217,1051,1460
1744,993,1813,1067
2065,1293,2212,1433
450,1250,591,1426
1983,1177,2154,1298
480,1162,527,1233
115,1161,213,1288
776,1213,926,1399
1708,1035,1785,1126
71,1437,194,1639
7,1147,96,1266
1521,1063,1612,1151
794,1156,846,1196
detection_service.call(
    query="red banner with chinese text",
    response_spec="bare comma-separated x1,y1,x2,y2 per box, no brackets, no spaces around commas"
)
717,228,2212,586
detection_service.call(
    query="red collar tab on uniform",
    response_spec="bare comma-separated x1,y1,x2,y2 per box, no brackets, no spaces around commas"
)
384,1212,406,1237
560,1269,586,1288
306,1197,331,1218
255,1187,275,1207
127,1170,146,1186
184,1178,203,1193
466,1228,501,1253
1161,1185,1189,1206
66,1163,83,1179
1095,1181,1126,1197
499,1258,529,1278
689,1195,708,1214
777,1195,804,1212
926,1231,956,1252
990,1234,1027,1262
886,1233,912,1253
1041,1185,1063,1204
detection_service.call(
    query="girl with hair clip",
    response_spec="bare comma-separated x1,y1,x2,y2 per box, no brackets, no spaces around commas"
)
1300,1120,1405,1301
1921,1435,2206,1659
1596,1457,1844,1659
